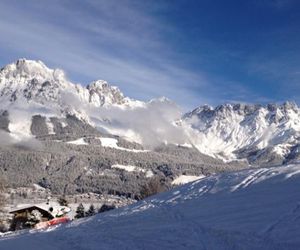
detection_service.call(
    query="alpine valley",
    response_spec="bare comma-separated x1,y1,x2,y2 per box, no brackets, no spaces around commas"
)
1,59,300,248
0,59,236,198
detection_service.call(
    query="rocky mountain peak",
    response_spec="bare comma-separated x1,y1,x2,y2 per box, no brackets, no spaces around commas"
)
0,59,73,105
187,102,299,121
86,80,126,107
182,101,300,164
281,101,298,112
1,59,66,84
0,59,144,111
87,80,111,90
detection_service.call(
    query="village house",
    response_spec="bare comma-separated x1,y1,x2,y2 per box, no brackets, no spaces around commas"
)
9,203,70,231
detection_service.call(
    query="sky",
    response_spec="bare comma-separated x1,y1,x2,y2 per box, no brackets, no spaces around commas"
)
0,0,300,110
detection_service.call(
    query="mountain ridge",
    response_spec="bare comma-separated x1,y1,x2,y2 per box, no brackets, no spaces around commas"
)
182,101,300,165
1,59,300,166
0,58,145,109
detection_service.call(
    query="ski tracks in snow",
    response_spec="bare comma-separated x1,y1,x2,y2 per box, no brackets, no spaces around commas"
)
231,168,269,192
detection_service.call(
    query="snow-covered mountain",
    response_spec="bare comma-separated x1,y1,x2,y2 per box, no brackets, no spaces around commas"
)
1,59,300,249
1,163,300,249
0,59,183,145
2,59,300,166
0,58,144,110
0,59,152,143
182,103,300,165
0,59,233,200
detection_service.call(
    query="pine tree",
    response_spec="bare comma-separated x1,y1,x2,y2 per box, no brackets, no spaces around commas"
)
98,204,115,213
75,203,85,219
86,204,96,217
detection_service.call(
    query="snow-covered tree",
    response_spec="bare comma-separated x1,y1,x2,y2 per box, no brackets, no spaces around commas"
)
98,204,115,214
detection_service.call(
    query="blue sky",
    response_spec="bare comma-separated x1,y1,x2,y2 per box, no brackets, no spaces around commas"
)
0,0,300,110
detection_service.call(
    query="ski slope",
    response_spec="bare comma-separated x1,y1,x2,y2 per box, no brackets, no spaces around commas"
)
1,164,300,249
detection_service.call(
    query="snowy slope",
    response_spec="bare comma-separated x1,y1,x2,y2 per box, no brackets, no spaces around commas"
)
1,164,300,249
171,174,205,185
182,103,300,164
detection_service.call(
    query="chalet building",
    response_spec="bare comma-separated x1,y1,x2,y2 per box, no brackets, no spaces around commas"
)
9,204,70,231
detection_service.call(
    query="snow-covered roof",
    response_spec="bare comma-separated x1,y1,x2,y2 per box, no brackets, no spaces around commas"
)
10,203,71,218
9,205,54,219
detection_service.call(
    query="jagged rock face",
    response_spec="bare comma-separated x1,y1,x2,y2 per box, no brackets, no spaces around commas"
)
182,102,300,165
0,59,71,104
87,80,127,107
0,59,141,109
